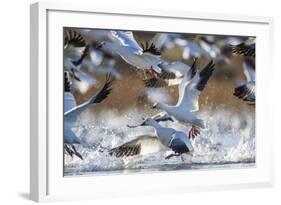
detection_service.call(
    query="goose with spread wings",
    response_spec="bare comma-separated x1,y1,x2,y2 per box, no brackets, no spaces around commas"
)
97,31,172,78
110,114,193,160
64,74,114,159
152,59,215,140
143,59,195,88
64,29,88,73
64,29,98,95
233,59,255,104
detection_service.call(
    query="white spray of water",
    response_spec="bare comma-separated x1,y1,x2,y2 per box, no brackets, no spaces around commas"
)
64,107,255,175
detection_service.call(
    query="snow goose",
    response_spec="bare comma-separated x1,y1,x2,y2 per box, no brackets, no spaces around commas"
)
64,74,114,159
143,58,195,88
64,29,88,71
97,31,165,77
63,29,98,92
198,36,230,64
110,114,193,160
151,33,210,60
180,39,209,60
233,59,255,104
152,59,215,139
150,33,182,52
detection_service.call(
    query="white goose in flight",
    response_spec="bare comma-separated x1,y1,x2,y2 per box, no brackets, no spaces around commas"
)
64,29,88,74
152,59,215,139
64,74,114,159
97,31,164,77
233,59,255,104
63,29,98,95
143,59,195,88
110,114,193,160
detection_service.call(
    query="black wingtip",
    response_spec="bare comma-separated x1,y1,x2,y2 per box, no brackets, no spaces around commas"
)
90,73,114,104
141,41,161,56
143,77,167,88
233,84,255,105
71,45,90,67
64,29,86,48
64,71,71,92
190,57,198,78
231,42,255,57
196,60,215,91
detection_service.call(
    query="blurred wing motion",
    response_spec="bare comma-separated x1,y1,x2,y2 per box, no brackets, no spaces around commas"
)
233,59,255,104
64,30,87,64
232,37,255,57
233,83,255,104
71,44,91,67
109,135,167,157
64,29,86,48
144,77,169,88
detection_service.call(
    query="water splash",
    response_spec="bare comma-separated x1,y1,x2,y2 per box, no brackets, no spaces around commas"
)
64,107,255,175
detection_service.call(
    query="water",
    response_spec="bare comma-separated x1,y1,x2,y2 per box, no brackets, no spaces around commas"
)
64,107,255,176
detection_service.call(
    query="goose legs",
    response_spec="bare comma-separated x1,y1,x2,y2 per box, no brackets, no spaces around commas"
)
144,67,160,78
188,125,200,140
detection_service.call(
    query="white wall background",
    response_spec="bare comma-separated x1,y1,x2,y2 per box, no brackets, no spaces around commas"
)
0,0,280,204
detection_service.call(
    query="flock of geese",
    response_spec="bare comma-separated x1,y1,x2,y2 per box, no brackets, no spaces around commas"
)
63,29,256,161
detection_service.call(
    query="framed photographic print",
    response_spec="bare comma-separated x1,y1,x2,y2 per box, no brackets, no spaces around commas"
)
30,2,274,202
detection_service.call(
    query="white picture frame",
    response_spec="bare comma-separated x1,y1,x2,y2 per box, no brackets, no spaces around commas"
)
30,2,274,202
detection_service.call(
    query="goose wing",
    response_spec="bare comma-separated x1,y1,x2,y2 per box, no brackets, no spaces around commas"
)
158,61,190,79
243,59,255,82
64,128,81,144
140,41,161,56
232,38,255,57
64,74,113,119
177,58,197,102
109,135,167,157
64,29,86,48
64,30,87,62
144,61,190,88
177,60,215,112
169,132,193,153
233,82,255,104
111,31,143,55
